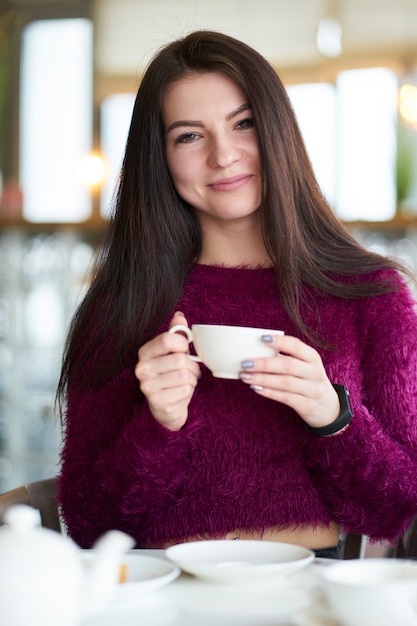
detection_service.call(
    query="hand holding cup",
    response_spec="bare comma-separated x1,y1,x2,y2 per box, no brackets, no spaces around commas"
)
168,324,284,379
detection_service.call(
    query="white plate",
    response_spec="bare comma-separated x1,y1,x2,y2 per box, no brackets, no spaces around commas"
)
114,553,180,603
83,552,180,604
165,540,314,583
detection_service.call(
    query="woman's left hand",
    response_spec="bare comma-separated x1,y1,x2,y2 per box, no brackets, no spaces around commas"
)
239,334,340,429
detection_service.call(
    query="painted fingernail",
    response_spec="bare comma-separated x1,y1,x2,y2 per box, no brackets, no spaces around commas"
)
239,372,253,381
261,335,273,343
241,360,255,369
250,384,264,391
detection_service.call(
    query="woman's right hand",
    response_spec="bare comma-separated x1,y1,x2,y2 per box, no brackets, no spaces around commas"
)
134,312,200,431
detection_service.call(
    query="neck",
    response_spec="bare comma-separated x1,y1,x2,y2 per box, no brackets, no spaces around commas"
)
198,217,272,269
199,249,272,268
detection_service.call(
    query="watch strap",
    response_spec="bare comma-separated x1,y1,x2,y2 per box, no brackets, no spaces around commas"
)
304,384,353,436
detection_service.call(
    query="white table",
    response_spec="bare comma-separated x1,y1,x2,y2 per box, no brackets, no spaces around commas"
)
82,550,333,626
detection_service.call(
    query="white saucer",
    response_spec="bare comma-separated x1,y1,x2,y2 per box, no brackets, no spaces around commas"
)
165,540,314,583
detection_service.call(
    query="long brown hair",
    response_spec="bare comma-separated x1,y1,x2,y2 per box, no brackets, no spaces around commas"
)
57,30,410,405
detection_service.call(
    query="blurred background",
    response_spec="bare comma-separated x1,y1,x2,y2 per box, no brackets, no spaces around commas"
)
0,0,417,491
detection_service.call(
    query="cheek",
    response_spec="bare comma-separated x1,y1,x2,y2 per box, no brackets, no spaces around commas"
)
167,153,199,191
249,143,261,171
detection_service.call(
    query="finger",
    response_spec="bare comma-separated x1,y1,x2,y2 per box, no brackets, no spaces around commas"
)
144,384,197,425
150,385,196,410
240,338,322,379
249,383,318,417
260,334,318,363
135,351,199,381
240,371,319,396
140,365,199,395
138,328,190,361
240,353,312,380
248,378,339,425
169,311,189,331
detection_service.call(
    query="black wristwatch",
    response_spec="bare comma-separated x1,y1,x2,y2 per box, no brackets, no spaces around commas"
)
304,384,354,436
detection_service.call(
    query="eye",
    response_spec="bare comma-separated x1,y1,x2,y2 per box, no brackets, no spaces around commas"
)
174,132,200,144
235,117,254,130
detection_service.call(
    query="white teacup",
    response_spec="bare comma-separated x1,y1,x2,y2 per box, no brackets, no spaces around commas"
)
322,559,417,626
169,324,284,379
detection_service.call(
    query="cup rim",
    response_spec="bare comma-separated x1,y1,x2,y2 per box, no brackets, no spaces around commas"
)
323,558,417,586
191,324,284,334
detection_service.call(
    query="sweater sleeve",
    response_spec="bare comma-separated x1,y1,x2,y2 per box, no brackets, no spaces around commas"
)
304,276,417,542
58,366,195,548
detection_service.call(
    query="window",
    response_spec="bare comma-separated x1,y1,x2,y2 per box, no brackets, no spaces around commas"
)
100,93,135,218
20,18,93,222
288,67,398,221
336,68,397,221
287,82,336,206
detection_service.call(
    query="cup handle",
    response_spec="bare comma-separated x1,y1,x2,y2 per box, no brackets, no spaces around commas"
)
168,324,202,362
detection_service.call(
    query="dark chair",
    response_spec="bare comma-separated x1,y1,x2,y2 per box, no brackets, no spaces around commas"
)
0,477,61,533
341,531,366,559
395,516,417,559
341,517,417,560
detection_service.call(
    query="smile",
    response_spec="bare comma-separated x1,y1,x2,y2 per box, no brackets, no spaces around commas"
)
208,175,253,192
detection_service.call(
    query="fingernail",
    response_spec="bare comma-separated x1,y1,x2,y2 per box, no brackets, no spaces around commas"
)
241,360,255,369
239,372,253,381
261,335,273,343
250,384,264,391
175,311,186,317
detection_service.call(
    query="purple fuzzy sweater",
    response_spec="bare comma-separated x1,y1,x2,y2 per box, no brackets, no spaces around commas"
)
59,264,417,548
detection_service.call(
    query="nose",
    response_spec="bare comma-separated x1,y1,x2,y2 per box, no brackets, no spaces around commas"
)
207,134,241,168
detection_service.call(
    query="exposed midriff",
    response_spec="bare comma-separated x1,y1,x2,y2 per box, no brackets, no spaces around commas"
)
152,521,341,549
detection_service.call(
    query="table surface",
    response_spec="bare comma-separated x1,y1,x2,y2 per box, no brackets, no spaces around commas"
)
81,549,335,626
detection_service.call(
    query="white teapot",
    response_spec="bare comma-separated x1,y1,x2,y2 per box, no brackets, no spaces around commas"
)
0,504,135,626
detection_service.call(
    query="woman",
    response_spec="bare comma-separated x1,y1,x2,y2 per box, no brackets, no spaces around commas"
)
57,30,417,557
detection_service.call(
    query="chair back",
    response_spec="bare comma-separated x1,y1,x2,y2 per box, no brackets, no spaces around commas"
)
342,516,417,560
0,477,60,533
341,532,366,559
395,516,417,559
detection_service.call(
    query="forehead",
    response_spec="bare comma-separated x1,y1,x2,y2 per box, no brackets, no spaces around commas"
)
163,71,248,119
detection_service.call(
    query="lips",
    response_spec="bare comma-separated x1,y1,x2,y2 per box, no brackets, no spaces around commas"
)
208,174,253,192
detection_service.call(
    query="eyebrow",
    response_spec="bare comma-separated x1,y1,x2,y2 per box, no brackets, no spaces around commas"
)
165,103,252,135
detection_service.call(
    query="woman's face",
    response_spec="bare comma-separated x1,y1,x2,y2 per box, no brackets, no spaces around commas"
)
163,72,261,228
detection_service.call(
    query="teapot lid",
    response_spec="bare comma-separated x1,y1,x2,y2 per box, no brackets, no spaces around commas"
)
0,504,78,559
3,503,42,531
